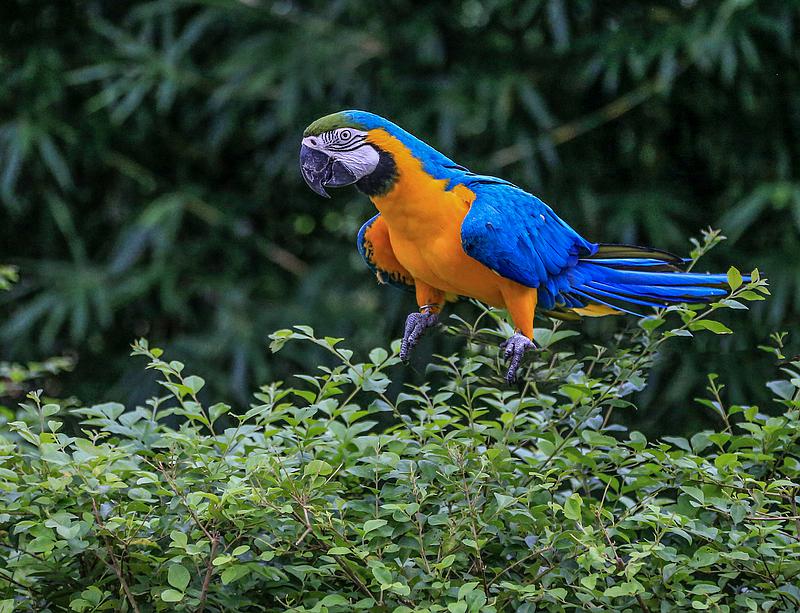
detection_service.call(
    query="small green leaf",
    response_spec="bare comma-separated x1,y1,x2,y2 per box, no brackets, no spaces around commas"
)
427,514,449,525
689,320,733,334
42,403,60,417
730,502,748,524
727,266,743,290
493,493,515,509
220,565,250,585
639,316,666,332
457,581,480,600
372,565,392,586
183,375,205,394
161,589,184,602
320,595,350,606
563,493,583,521
604,581,642,597
580,574,598,590
170,530,188,548
304,459,333,477
714,453,739,470
369,347,388,364
681,486,705,504
168,564,190,591
363,519,388,535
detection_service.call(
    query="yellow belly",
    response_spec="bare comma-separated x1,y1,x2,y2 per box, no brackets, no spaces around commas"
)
383,208,507,305
366,129,513,307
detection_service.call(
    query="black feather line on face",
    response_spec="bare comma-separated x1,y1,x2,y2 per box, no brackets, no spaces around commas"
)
356,147,397,197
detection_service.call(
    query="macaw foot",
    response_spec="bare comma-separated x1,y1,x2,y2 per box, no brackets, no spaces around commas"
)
500,332,536,383
400,310,439,361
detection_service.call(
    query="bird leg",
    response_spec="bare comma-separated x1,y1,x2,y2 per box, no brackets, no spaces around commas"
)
500,331,536,383
400,305,439,361
498,285,538,383
400,282,445,361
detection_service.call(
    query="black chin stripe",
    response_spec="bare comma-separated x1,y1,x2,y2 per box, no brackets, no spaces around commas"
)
356,148,397,197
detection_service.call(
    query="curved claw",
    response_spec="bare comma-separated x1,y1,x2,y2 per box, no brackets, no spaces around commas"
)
400,311,439,361
499,332,536,383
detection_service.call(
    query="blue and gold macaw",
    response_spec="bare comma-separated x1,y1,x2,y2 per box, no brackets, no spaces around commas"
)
300,110,742,382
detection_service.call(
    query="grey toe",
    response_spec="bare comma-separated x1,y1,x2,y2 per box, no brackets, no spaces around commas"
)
501,332,536,383
400,311,438,361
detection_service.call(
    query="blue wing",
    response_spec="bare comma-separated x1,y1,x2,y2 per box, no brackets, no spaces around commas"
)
459,178,597,307
459,177,736,314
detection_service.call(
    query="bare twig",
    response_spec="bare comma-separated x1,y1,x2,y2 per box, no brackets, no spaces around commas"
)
489,546,554,584
295,506,313,546
150,459,215,542
257,240,309,276
197,531,220,613
748,514,800,521
458,457,489,594
0,568,33,592
91,499,141,613
596,509,651,613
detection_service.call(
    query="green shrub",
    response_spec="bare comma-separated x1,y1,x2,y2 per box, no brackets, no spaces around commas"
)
3,268,800,612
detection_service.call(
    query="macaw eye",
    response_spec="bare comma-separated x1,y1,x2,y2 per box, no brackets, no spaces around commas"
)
340,130,351,140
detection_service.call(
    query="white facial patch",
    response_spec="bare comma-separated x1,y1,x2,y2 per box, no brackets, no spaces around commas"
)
302,128,379,180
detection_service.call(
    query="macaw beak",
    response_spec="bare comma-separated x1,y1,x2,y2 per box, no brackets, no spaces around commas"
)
299,144,358,198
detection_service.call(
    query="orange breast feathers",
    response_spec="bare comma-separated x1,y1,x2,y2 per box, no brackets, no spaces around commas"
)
361,216,414,286
363,128,538,331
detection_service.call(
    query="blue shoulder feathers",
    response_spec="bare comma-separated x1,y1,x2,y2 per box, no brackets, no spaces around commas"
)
459,179,598,309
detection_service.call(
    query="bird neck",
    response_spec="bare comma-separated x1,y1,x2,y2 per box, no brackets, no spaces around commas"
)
355,148,398,197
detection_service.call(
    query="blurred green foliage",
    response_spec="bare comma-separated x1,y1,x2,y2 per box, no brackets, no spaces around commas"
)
1,1,799,432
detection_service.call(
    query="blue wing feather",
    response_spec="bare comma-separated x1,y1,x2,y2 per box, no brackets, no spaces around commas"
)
456,177,741,315
459,179,596,306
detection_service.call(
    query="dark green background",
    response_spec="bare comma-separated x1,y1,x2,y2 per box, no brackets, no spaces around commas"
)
2,0,798,434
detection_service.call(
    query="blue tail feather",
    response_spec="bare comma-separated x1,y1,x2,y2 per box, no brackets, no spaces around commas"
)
570,289,646,317
578,283,669,308
554,243,747,317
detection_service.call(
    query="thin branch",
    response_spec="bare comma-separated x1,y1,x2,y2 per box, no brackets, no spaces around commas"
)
489,546,553,584
150,459,215,542
597,509,651,613
256,240,309,276
748,515,800,521
91,499,141,613
491,68,686,169
0,568,33,592
458,458,489,595
196,531,220,613
295,505,313,546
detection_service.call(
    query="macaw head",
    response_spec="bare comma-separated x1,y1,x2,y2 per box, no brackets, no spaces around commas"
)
300,110,398,198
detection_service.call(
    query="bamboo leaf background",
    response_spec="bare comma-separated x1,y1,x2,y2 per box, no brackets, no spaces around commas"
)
2,0,798,433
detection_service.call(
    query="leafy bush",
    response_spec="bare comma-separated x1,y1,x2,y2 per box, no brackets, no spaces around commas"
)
4,266,800,612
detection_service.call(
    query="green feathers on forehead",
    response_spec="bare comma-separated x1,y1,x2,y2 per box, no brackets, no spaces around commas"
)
303,112,363,137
